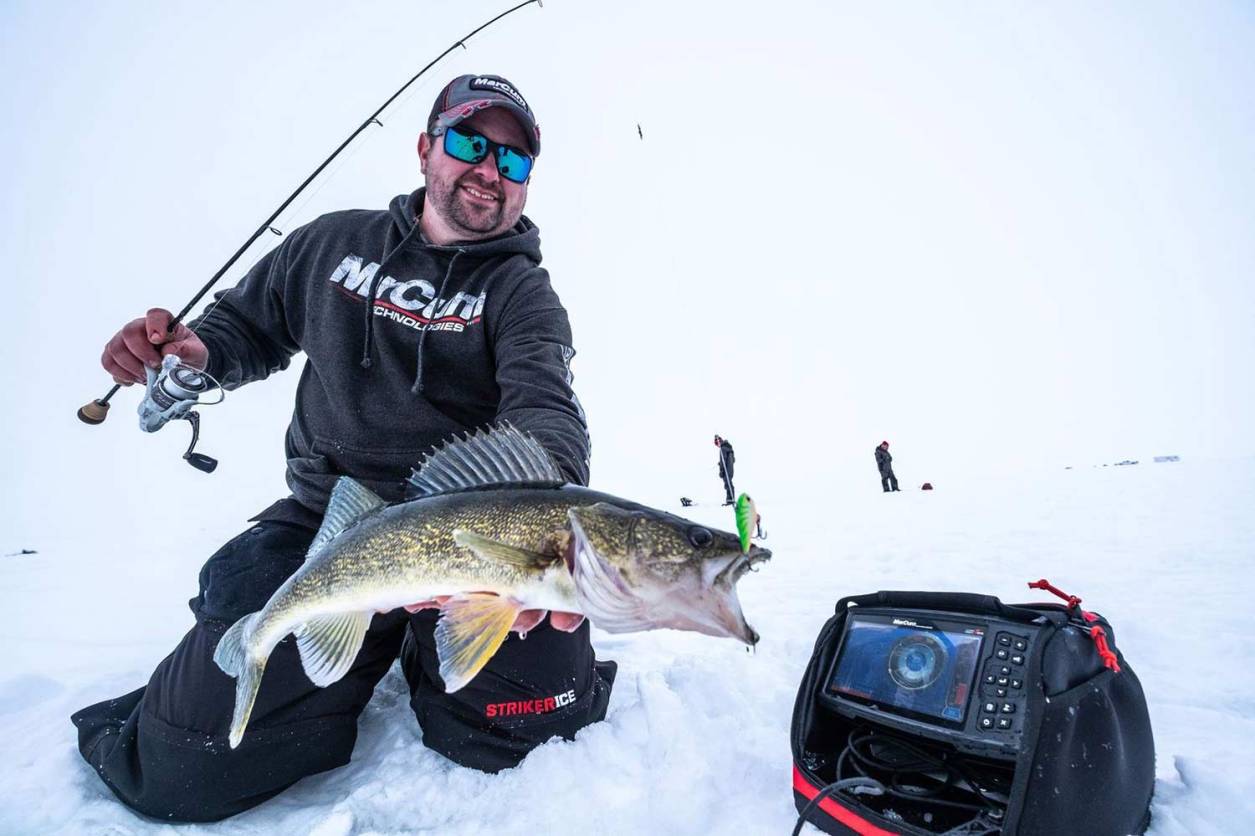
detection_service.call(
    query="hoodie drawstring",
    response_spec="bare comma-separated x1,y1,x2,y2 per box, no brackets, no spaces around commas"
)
360,221,425,370
412,249,462,394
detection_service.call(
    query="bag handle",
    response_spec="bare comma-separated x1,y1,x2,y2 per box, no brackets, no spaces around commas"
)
834,590,1056,625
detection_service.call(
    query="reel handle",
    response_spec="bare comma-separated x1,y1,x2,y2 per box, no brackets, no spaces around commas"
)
184,452,219,473
77,397,112,425
181,411,217,474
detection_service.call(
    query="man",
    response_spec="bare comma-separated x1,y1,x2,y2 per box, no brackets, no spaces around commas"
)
715,434,736,505
74,74,615,823
876,440,900,492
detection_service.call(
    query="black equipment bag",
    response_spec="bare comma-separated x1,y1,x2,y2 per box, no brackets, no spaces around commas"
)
791,589,1155,836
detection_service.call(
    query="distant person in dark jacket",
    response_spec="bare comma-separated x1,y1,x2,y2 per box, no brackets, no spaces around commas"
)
715,434,736,505
876,441,900,492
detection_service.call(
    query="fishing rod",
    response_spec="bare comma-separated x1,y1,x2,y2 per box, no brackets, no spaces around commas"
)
77,0,543,432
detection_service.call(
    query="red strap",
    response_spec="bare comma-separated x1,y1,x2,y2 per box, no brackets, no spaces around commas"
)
1027,578,1083,612
1027,578,1119,672
1027,578,1099,621
1090,625,1122,672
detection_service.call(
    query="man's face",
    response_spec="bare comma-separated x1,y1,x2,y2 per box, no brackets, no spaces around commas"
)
419,107,531,240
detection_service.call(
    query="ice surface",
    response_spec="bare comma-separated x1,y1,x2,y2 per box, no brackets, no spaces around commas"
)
2,457,1252,834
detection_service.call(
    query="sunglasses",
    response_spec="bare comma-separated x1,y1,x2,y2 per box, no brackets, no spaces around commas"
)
439,124,534,184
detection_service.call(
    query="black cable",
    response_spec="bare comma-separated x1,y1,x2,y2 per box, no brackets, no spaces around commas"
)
793,725,1009,834
845,726,1005,814
791,777,884,836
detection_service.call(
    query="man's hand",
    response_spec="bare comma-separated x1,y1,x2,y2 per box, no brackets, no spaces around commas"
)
510,609,586,634
101,308,209,385
402,596,585,634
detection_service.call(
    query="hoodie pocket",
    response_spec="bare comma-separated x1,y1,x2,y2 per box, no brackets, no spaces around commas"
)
285,450,344,508
310,434,439,500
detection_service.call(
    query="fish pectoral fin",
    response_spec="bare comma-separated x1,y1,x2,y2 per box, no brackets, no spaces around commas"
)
435,593,523,692
452,529,555,571
294,611,373,687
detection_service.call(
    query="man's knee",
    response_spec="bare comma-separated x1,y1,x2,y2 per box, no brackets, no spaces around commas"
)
415,658,616,772
72,599,408,821
74,688,358,822
72,623,368,822
402,617,616,772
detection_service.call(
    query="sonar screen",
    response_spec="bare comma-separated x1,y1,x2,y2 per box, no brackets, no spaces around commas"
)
825,612,985,729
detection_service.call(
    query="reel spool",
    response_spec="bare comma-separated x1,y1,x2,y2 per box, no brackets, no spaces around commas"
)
136,355,223,473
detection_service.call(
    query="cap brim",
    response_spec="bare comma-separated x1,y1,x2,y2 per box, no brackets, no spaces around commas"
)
434,100,540,156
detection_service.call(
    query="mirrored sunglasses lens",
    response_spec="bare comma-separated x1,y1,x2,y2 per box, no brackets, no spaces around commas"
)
496,147,533,183
444,128,488,164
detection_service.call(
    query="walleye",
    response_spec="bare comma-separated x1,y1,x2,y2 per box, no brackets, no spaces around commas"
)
214,424,770,748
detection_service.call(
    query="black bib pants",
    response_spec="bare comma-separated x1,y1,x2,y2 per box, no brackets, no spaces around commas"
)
71,518,615,823
880,467,900,492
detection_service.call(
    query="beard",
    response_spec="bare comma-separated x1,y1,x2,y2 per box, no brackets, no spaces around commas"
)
426,171,505,235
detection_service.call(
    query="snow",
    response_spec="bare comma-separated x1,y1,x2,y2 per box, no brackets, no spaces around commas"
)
3,456,1254,834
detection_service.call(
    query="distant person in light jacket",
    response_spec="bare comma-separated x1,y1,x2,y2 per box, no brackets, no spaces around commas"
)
715,434,736,505
876,441,900,493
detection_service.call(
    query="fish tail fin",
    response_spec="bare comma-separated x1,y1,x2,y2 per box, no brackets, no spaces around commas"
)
435,593,524,693
213,612,256,677
228,656,267,749
212,612,267,749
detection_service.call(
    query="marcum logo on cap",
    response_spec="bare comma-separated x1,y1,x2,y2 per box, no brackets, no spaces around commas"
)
470,76,528,111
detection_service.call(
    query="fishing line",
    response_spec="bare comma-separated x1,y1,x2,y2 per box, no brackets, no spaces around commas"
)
191,117,379,334
207,62,459,318
78,0,544,428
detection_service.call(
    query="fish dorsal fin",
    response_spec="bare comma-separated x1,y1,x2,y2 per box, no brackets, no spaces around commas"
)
308,477,386,561
293,611,374,687
452,529,556,571
406,422,565,499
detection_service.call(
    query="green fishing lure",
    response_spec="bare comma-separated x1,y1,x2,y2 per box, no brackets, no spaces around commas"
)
735,493,758,553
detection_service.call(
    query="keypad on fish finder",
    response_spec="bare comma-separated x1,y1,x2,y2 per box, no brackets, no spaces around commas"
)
978,632,1031,737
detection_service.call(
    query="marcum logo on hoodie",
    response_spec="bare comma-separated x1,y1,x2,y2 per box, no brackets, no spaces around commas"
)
329,254,486,333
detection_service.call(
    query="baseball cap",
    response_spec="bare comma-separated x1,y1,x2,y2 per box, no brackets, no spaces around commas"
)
427,74,541,156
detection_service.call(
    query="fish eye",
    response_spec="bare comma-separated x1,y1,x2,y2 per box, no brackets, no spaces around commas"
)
688,527,714,548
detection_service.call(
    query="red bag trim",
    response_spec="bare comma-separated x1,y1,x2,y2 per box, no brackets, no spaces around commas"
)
792,765,900,836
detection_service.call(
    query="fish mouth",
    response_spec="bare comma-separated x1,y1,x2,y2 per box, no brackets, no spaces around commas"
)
692,546,770,645
736,546,771,644
716,546,772,587
711,556,764,645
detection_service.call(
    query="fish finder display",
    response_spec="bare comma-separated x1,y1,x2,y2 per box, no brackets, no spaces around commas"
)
826,613,984,728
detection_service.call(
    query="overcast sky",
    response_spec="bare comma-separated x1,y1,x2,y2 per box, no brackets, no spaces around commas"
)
2,1,1252,533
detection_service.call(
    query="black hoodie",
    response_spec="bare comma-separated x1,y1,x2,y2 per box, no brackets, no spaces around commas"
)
191,188,589,517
